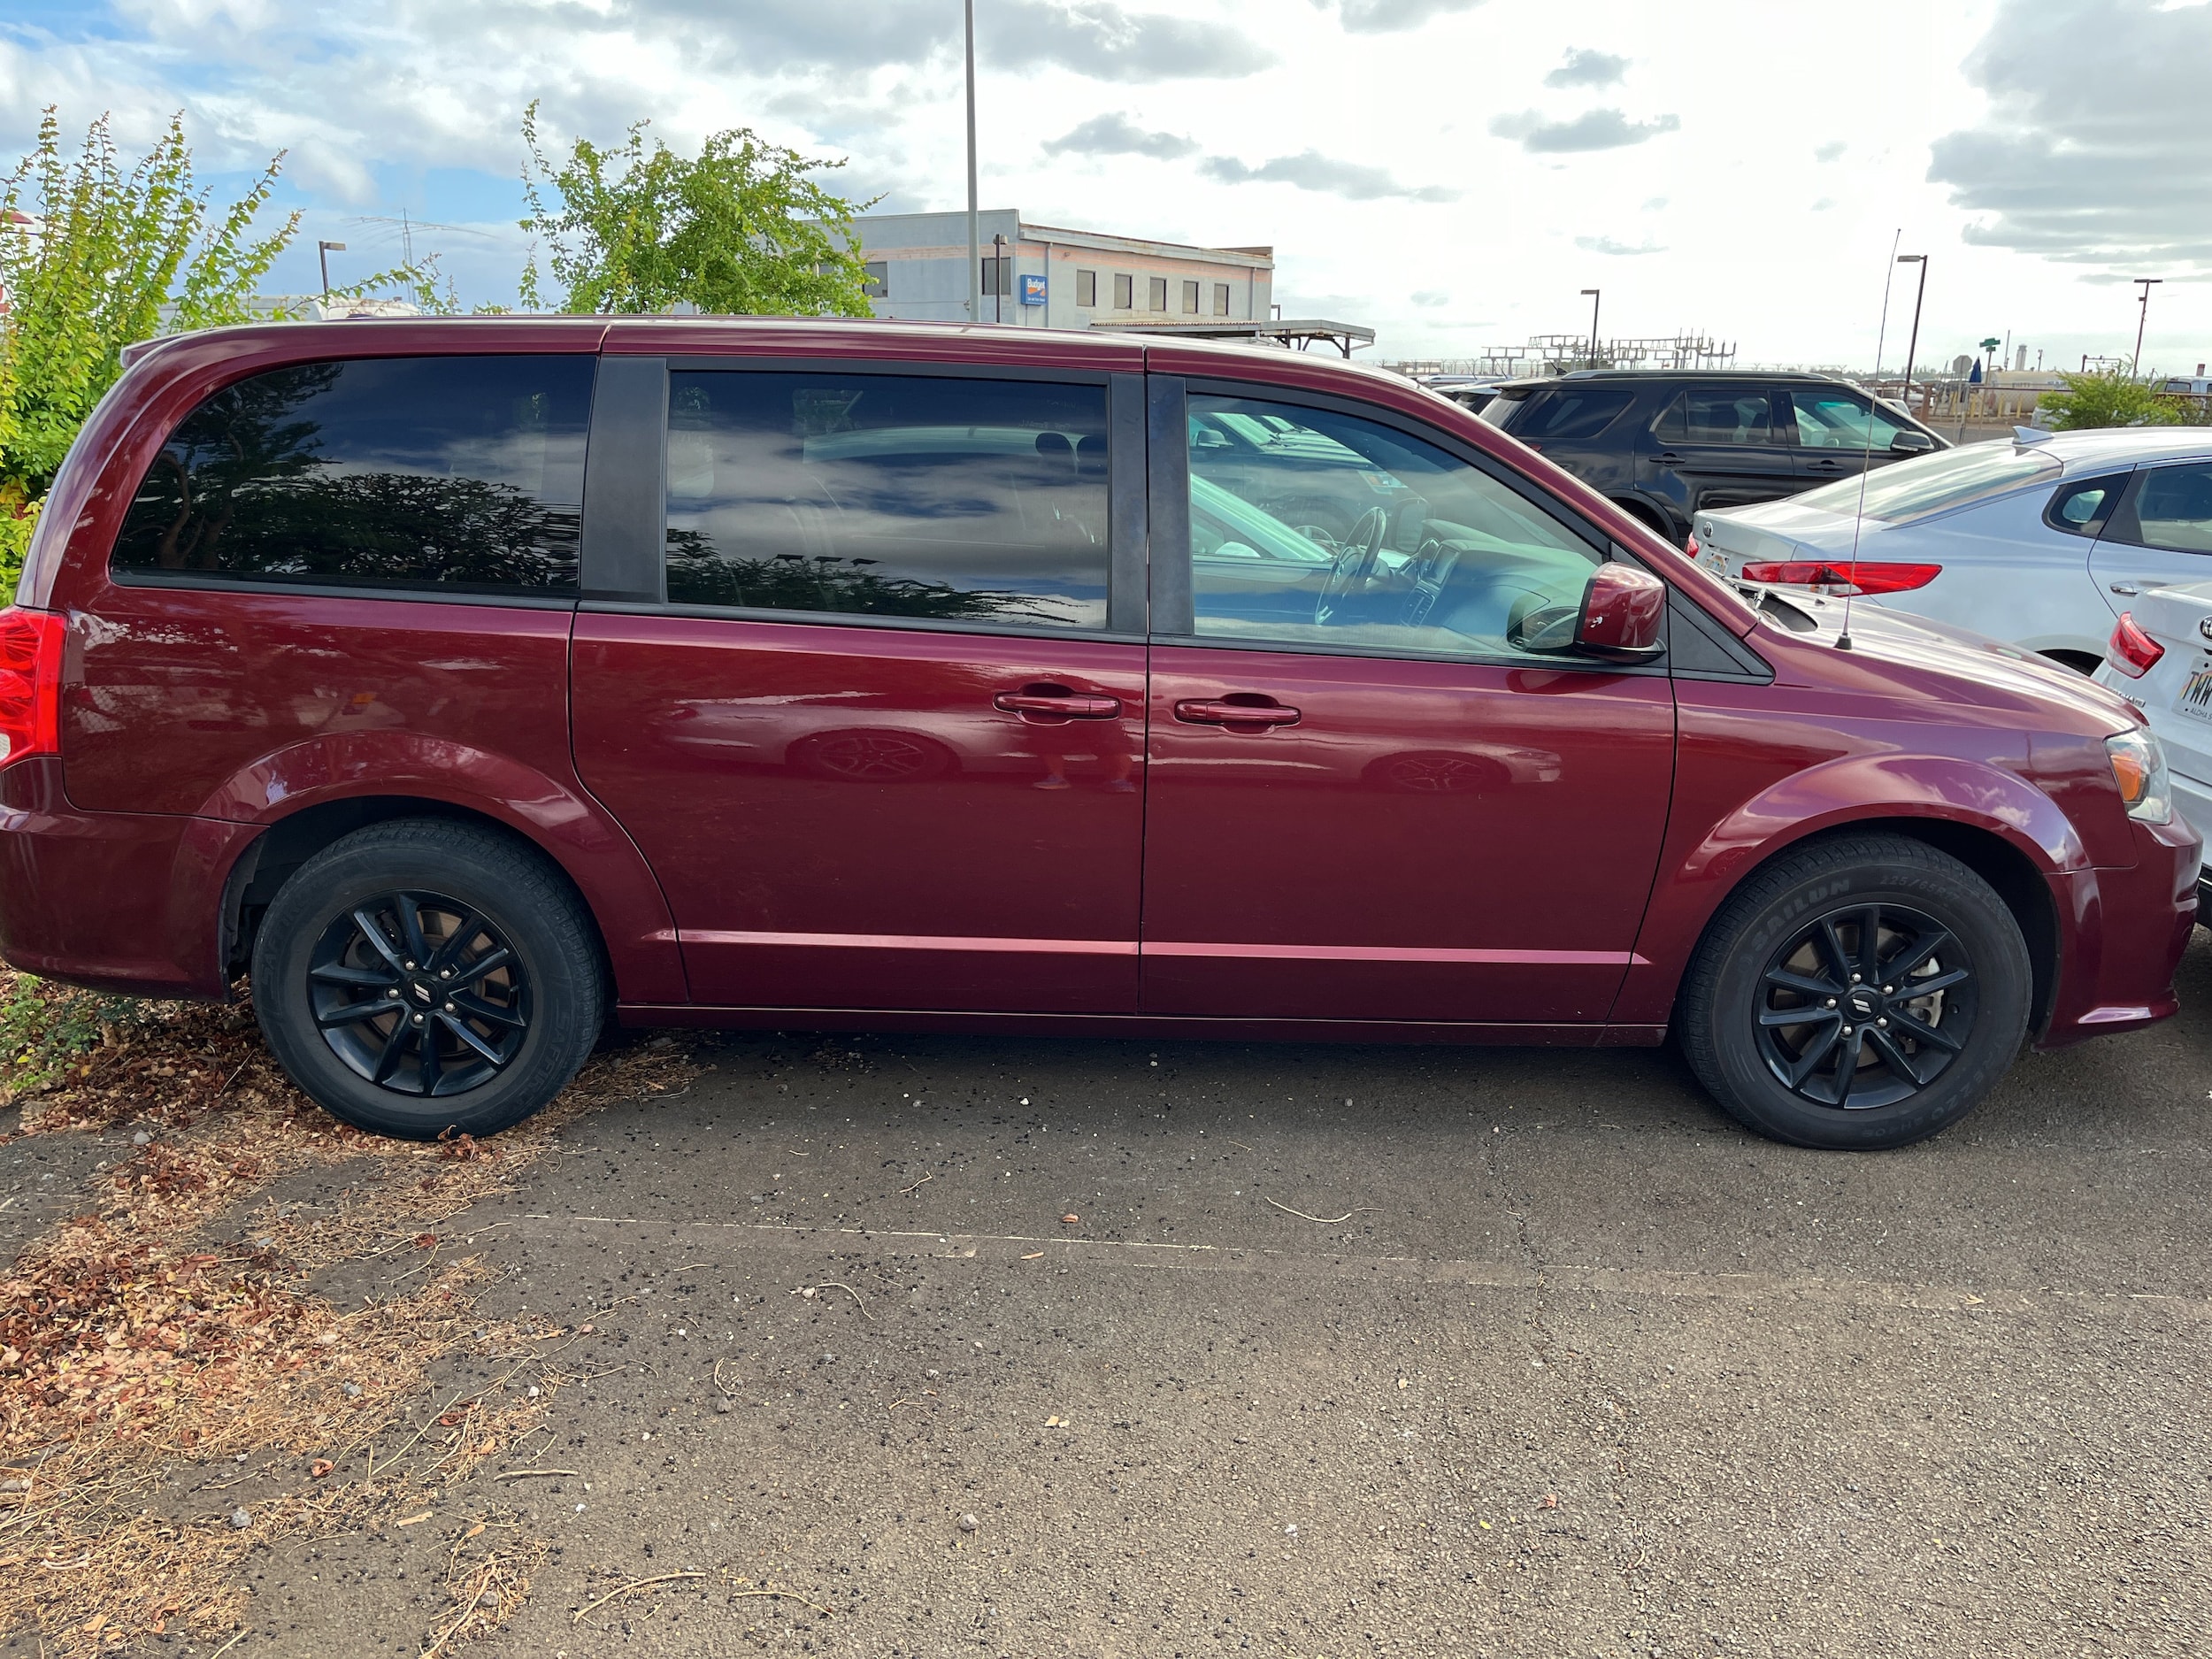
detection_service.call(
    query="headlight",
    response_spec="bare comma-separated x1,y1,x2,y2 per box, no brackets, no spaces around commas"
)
2105,728,2172,824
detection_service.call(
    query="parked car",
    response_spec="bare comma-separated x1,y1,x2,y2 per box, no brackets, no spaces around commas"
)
1480,369,1947,543
1694,429,2212,674
2096,581,2212,910
1419,376,1505,416
0,319,2195,1152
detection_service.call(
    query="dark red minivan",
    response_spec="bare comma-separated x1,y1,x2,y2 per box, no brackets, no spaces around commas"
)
0,318,2198,1148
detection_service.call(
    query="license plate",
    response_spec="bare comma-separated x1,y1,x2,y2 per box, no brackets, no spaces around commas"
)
2178,662,2212,724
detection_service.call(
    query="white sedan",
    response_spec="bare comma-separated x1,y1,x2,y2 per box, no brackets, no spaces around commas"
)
1694,427,2212,673
2095,580,2212,909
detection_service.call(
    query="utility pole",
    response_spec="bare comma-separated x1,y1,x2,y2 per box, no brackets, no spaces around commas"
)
317,240,346,303
964,0,980,325
1579,288,1600,367
2131,278,2162,376
1895,254,1927,411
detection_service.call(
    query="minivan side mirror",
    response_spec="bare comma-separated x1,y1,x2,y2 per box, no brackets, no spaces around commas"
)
1889,430,1935,455
1574,564,1667,662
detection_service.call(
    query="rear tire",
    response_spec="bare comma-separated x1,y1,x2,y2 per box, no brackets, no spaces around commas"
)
251,819,605,1140
1677,834,2030,1150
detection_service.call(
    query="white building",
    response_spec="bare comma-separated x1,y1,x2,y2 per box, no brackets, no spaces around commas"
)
849,209,1274,334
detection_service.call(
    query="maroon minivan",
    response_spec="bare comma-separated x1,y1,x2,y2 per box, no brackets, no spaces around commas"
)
0,319,2197,1149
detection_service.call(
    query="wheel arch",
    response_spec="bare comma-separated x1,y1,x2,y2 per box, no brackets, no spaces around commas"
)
1664,816,2061,1041
218,789,684,1005
1617,753,2085,1034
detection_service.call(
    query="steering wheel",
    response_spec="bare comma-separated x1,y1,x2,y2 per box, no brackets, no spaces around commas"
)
1314,507,1389,626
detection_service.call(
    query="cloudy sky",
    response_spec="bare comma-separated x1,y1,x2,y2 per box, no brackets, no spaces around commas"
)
4,0,2208,371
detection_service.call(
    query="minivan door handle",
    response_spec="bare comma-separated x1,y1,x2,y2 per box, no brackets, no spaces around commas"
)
993,687,1122,718
1173,697,1301,728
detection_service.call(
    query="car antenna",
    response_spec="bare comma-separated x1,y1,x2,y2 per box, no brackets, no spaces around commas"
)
1838,229,1904,652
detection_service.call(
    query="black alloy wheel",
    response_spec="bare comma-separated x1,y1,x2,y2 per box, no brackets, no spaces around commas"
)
309,892,530,1097
1677,833,2030,1150
253,819,605,1140
1753,902,1974,1110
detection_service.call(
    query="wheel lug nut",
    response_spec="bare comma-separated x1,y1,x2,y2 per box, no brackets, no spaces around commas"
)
1882,986,1893,995
440,970,451,979
444,1002,456,1012
386,988,398,998
1824,998,1837,1009
1877,1018,1889,1027
1841,1026,1854,1036
1849,973,1862,983
412,1015,425,1025
404,961,416,970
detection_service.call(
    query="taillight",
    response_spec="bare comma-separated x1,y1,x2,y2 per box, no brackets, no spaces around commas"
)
1738,560,1942,596
0,608,65,770
2104,611,2163,679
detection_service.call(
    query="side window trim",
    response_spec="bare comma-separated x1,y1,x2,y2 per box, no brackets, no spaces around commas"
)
1146,375,1193,634
580,354,669,604
1108,373,1150,634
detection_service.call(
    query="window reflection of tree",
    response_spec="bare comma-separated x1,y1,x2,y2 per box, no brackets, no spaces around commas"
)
664,527,1049,620
114,364,580,591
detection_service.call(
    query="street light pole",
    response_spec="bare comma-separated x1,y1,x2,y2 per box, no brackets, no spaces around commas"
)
1579,288,1600,367
1895,254,1927,411
2131,278,2162,377
964,0,980,326
317,239,347,303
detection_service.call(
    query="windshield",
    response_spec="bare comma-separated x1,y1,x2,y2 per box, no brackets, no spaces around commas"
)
1789,443,2062,524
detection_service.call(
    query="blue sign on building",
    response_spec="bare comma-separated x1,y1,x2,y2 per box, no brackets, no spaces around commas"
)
1019,273,1048,306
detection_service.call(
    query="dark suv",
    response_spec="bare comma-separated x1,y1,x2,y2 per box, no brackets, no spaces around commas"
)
0,319,2194,1152
1480,371,1947,543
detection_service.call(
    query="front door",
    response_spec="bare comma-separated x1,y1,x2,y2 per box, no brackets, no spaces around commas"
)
2090,459,2212,615
571,363,1148,1012
1638,386,1796,518
1783,386,1920,488
1141,385,1676,1026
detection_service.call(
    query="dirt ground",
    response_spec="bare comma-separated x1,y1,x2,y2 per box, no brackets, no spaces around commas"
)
4,928,2209,1659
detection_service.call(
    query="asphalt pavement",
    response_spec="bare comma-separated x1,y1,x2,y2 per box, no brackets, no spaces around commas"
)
35,929,2212,1658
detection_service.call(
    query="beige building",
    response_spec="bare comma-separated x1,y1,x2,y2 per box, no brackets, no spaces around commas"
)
849,209,1273,334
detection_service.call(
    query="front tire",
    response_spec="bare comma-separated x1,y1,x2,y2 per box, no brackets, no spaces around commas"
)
1677,835,2031,1150
251,819,605,1140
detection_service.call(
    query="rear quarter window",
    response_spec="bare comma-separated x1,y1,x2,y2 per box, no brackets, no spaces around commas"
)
111,355,595,595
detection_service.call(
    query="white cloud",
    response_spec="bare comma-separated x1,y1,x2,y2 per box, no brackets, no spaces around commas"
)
1490,108,1681,153
1544,48,1628,88
1928,0,2212,271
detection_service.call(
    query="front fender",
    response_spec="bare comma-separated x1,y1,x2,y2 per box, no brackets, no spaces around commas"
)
1610,752,2084,1026
196,730,686,1005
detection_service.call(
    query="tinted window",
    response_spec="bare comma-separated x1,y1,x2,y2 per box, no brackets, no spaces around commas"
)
111,356,592,594
2045,472,2129,537
2122,462,2212,554
1657,388,1774,445
1183,394,1603,663
1514,388,1633,445
664,372,1110,627
1788,388,1909,449
1790,444,2062,524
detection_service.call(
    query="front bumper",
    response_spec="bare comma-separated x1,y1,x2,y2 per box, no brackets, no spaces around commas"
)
2038,810,2202,1046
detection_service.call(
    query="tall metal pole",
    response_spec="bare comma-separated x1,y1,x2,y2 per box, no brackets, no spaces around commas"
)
1580,288,1600,367
964,0,980,325
2131,278,2162,376
1896,255,1927,411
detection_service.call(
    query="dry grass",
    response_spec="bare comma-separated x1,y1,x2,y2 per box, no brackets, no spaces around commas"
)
0,972,699,1655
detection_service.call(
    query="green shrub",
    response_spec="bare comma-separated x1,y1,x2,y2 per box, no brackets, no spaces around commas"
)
0,972,160,1095
2038,369,2192,433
